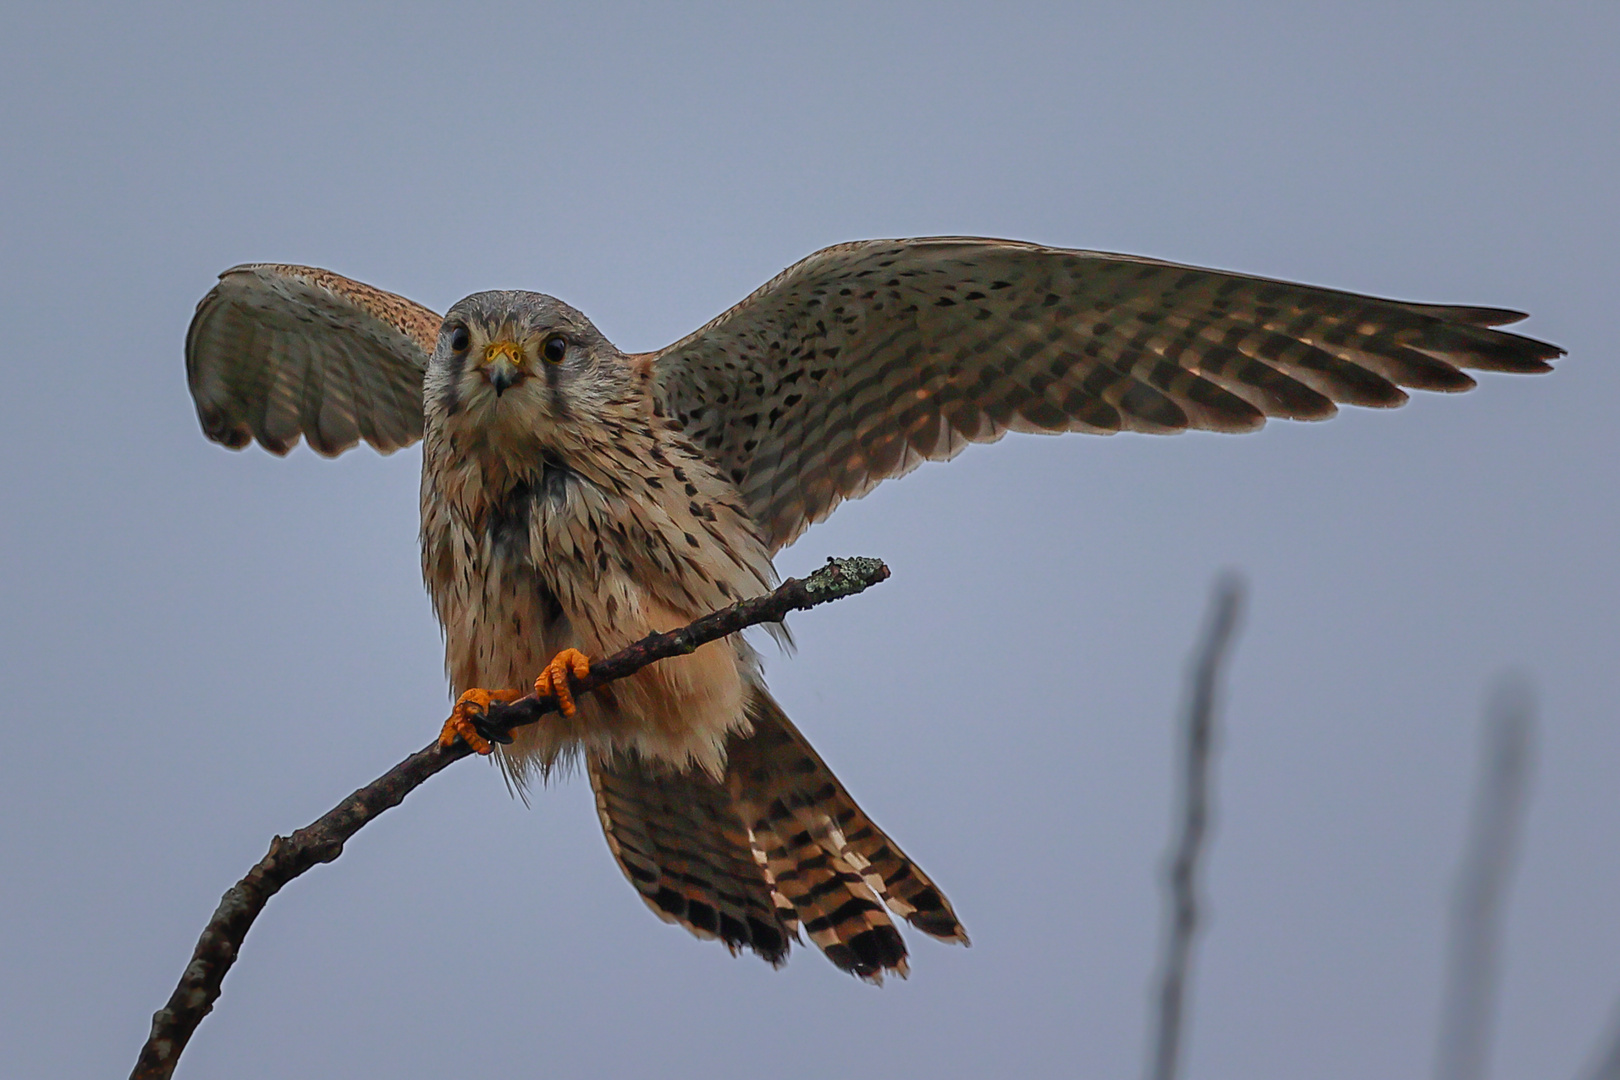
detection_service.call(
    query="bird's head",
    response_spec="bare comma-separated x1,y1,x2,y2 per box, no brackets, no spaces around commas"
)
425,290,637,448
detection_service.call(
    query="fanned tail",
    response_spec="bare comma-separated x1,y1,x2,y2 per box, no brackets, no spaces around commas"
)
728,689,968,981
589,752,793,965
588,686,966,982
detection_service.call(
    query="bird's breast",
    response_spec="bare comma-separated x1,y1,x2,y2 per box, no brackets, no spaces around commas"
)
424,444,762,776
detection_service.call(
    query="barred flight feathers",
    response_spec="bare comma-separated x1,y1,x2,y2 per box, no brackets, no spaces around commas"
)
589,749,795,966
728,691,967,981
652,237,1563,552
590,688,965,982
186,264,439,456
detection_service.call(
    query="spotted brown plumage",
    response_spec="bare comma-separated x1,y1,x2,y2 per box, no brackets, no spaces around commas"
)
651,238,1560,551
183,236,1561,979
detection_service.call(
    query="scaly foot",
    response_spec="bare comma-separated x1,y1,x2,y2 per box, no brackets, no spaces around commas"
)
535,648,592,716
439,688,522,754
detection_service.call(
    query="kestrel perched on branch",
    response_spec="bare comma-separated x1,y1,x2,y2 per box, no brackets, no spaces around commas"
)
185,237,1560,980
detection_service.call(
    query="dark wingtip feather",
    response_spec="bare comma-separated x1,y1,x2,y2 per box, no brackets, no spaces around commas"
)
1384,347,1479,393
308,434,361,459
1444,327,1565,374
1396,302,1533,328
217,426,253,451
256,433,297,456
1400,300,1563,375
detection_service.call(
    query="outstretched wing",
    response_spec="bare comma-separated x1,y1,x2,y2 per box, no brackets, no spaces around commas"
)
651,237,1563,552
186,264,441,456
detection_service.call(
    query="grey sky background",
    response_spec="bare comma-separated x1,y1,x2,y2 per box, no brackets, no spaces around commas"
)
2,5,1617,1078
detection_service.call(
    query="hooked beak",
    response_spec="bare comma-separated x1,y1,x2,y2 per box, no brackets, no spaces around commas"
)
481,340,525,396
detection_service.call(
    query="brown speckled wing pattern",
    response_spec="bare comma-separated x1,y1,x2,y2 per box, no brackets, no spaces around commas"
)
186,264,440,456
652,237,1562,552
590,688,966,981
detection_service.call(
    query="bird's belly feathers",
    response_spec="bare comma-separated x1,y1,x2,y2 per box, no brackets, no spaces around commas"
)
427,473,759,783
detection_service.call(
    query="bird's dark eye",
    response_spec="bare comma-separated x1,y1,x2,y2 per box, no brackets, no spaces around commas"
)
542,335,568,364
449,324,470,352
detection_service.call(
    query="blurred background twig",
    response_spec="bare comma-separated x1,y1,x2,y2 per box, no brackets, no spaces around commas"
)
1582,999,1620,1080
1147,574,1245,1080
1434,675,1536,1080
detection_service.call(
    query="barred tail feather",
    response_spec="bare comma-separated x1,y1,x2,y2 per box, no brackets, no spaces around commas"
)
589,754,793,965
589,686,966,982
735,690,968,945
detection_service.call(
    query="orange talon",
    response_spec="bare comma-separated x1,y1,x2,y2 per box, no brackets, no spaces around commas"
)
534,648,592,717
439,687,521,754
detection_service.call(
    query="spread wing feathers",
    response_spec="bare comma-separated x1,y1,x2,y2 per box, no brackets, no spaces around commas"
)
186,264,441,456
590,688,965,982
652,237,1564,551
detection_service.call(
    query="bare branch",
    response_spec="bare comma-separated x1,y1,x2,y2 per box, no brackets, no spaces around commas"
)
1435,675,1537,1080
1147,574,1245,1080
131,556,890,1080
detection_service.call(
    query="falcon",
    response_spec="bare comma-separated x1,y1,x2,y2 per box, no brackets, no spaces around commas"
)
184,237,1560,980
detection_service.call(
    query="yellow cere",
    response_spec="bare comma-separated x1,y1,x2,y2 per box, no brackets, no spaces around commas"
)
483,340,524,366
